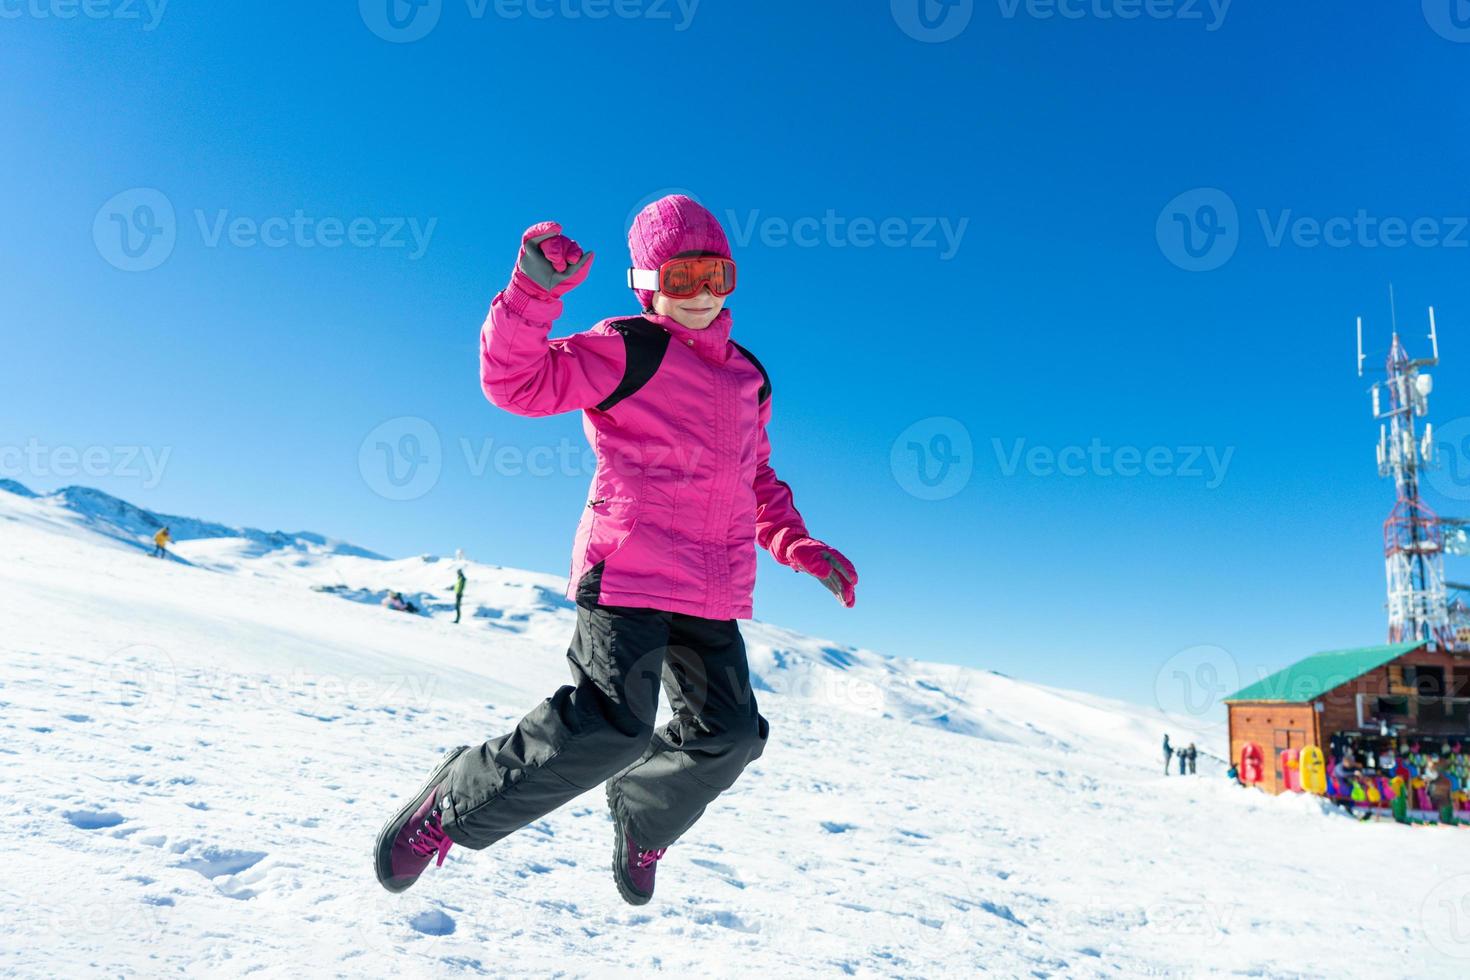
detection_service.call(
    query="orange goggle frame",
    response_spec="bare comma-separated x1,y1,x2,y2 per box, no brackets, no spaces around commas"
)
627,257,737,299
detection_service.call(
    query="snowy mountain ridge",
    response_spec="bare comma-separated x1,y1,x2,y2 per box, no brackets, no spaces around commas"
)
0,480,1177,758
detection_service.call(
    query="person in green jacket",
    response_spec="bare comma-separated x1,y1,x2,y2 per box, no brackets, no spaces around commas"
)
452,568,466,624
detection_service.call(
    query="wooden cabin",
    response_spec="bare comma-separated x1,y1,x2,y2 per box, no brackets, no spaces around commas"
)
1225,641,1470,794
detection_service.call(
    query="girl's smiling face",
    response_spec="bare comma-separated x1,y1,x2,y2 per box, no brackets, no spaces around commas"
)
652,285,726,331
649,249,729,330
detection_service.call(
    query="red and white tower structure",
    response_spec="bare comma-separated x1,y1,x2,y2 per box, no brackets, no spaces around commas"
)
1360,302,1455,650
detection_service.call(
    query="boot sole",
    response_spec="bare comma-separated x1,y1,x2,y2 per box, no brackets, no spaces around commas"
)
607,781,653,906
374,744,470,894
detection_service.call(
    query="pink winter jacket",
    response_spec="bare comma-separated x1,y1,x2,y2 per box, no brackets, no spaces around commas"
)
481,283,810,620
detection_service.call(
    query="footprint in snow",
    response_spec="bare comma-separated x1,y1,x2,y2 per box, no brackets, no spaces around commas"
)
690,858,746,889
65,809,125,830
174,847,267,879
409,909,455,936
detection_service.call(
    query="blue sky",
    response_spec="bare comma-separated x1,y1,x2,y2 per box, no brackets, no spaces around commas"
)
5,1,1470,712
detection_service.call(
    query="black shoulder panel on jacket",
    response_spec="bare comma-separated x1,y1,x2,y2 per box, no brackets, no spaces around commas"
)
595,318,672,413
731,340,772,404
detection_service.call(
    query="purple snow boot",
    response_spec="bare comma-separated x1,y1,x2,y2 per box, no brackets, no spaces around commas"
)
608,785,666,905
374,745,468,894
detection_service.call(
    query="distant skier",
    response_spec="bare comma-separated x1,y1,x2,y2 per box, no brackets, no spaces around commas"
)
383,591,418,614
451,568,466,624
1163,734,1173,775
1187,743,1198,775
1178,748,1188,775
152,526,171,558
375,197,858,906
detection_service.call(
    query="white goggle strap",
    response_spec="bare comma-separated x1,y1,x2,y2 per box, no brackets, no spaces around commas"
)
627,268,661,291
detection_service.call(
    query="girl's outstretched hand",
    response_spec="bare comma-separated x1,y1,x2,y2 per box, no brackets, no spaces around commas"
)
785,538,858,608
512,221,594,300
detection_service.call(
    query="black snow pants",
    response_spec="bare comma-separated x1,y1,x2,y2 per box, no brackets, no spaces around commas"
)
438,600,769,851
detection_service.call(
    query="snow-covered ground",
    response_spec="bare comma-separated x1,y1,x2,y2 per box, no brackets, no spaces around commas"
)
1,482,1466,978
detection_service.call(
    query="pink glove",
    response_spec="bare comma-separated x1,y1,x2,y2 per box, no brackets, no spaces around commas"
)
508,221,595,302
785,538,858,608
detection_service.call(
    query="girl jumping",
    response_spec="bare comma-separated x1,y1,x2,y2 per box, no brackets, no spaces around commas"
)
375,195,858,905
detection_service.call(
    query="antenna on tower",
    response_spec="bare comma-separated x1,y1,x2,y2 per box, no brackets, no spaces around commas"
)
1357,316,1366,377
1358,298,1462,652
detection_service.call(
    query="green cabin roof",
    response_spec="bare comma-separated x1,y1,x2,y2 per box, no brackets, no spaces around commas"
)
1224,641,1424,704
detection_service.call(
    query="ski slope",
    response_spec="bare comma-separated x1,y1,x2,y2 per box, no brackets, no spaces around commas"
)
0,482,1465,978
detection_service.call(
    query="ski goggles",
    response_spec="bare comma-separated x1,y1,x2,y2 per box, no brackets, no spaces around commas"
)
626,256,737,299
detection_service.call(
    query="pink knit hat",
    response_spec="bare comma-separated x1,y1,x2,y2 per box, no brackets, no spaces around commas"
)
627,194,731,310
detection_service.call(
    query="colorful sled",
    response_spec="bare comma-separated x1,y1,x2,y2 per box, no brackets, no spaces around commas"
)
1239,743,1264,785
1299,745,1327,795
1280,748,1303,793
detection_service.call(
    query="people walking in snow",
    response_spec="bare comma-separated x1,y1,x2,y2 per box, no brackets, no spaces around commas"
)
1187,743,1198,775
152,526,171,558
1163,734,1173,775
376,197,858,906
451,568,466,624
1178,747,1188,775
